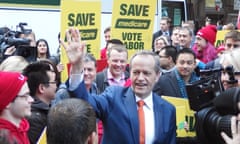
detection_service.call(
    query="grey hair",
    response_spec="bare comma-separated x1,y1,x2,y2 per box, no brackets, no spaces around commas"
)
129,50,161,73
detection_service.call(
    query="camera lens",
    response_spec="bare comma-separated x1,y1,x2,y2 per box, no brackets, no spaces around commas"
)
196,107,232,144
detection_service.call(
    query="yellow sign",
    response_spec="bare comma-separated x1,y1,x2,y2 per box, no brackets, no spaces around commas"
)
37,127,46,144
215,30,230,48
162,96,196,137
111,0,156,60
60,0,101,81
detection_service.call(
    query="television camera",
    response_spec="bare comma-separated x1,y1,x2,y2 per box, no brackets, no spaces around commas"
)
0,23,36,62
186,66,240,144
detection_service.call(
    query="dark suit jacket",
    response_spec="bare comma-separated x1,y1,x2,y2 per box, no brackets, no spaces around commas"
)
153,71,182,98
95,68,130,93
72,81,176,144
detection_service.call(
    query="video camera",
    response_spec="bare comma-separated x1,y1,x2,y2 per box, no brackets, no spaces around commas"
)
0,22,36,62
186,66,240,144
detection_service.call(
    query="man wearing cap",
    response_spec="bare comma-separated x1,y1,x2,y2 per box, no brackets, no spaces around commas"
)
192,25,217,63
0,71,34,144
205,30,240,69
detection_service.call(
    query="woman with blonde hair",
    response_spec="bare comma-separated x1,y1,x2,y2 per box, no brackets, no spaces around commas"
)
0,56,28,72
219,48,240,89
154,35,170,53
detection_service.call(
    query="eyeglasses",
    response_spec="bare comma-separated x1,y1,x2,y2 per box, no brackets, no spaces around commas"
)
225,44,240,49
222,65,234,72
47,81,57,84
42,81,57,87
155,51,160,55
16,94,32,100
43,81,57,84
235,72,240,75
159,55,169,58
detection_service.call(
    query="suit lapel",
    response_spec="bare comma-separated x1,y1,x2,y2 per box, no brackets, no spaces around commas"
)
169,72,182,96
153,94,164,141
123,88,138,144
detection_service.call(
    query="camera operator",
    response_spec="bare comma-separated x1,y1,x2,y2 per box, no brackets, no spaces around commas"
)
218,48,240,144
219,48,240,90
221,114,240,144
186,48,240,144
0,23,37,63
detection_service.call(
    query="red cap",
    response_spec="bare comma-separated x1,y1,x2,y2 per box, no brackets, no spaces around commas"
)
0,71,27,111
197,25,217,45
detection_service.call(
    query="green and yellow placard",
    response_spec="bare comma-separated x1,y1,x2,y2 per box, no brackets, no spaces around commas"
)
215,30,229,48
111,0,156,59
162,96,196,137
60,0,101,81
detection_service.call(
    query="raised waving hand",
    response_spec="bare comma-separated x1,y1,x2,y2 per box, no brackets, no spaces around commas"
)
61,27,85,74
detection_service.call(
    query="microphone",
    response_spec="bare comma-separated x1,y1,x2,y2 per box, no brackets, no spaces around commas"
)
213,87,240,115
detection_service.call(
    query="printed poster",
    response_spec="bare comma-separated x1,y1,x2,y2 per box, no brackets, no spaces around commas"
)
111,0,156,60
162,96,196,137
60,0,101,81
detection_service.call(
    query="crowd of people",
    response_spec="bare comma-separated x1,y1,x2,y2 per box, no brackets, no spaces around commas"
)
1,15,240,144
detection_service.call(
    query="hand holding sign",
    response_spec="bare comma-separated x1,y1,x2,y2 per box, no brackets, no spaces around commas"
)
61,27,85,74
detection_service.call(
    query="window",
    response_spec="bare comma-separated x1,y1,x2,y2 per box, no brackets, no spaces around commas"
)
162,1,186,26
206,0,215,8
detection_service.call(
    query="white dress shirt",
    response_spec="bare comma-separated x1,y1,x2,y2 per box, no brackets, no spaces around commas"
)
136,93,155,144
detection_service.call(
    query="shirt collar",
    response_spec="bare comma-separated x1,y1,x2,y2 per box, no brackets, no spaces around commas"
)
135,92,153,110
107,68,125,81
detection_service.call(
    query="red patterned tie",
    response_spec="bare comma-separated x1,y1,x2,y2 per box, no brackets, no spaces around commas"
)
137,100,145,144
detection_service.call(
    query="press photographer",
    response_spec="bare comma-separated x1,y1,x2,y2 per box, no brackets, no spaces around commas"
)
0,23,36,63
186,48,240,144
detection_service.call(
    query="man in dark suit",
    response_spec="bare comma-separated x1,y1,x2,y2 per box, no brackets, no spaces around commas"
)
152,17,172,51
153,48,199,98
96,44,129,93
62,28,176,144
153,48,199,144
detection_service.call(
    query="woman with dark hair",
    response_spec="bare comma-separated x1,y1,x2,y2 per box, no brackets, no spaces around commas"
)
36,39,51,60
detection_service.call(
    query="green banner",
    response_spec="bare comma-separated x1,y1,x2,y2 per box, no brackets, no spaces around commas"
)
0,0,60,6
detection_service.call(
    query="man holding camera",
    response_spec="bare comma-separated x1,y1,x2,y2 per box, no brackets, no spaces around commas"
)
0,23,36,63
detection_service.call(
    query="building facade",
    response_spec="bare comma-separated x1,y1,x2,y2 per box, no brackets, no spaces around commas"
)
189,0,238,28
